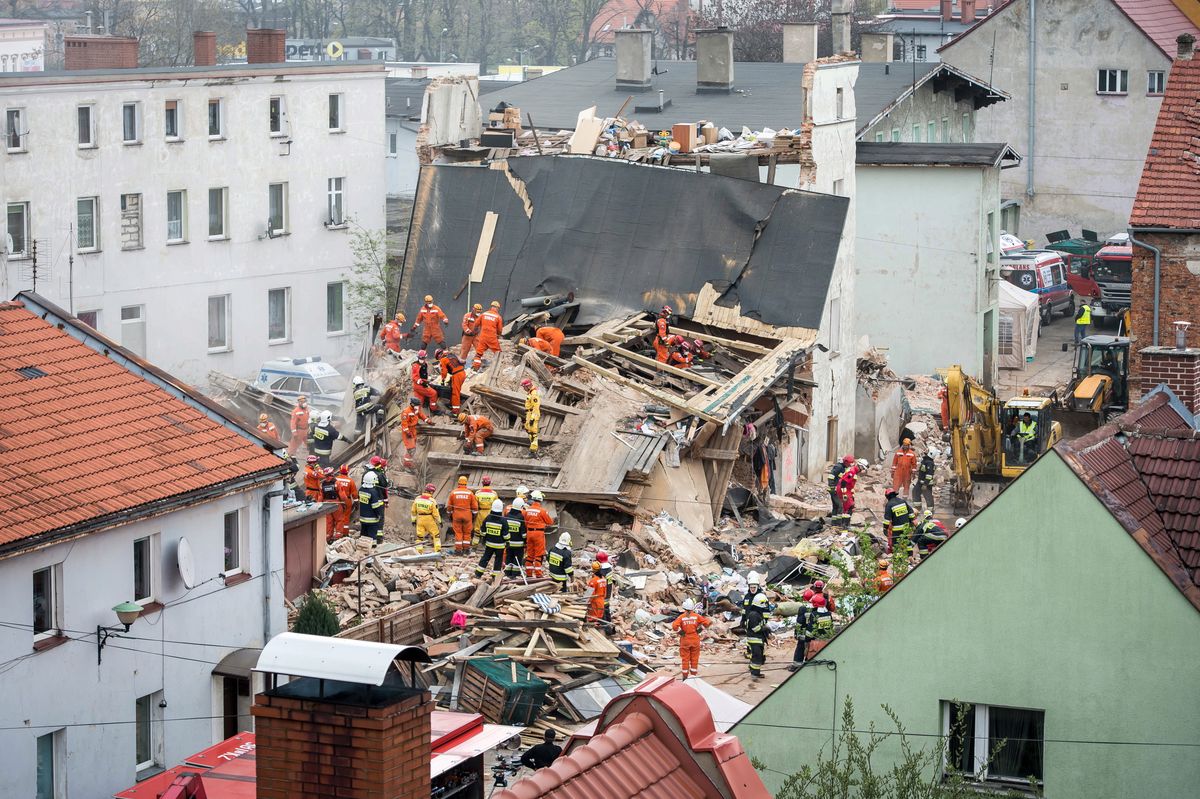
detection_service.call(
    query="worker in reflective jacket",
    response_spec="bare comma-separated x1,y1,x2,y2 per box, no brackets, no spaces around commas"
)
585,562,607,625
333,465,357,540
534,326,565,357
884,489,914,555
915,450,937,513
653,306,672,362
473,301,504,368
473,476,498,545
475,499,508,578
503,498,528,579
744,593,770,679
289,396,310,456
522,379,541,455
1016,412,1038,462
411,295,448,346
522,490,554,578
351,376,379,434
546,532,574,592
303,456,323,502
460,304,483,360
308,411,345,468
411,483,441,554
357,471,386,545
438,350,468,415
445,477,479,555
671,598,711,680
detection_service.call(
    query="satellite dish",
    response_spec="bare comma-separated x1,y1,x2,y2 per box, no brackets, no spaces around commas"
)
177,537,196,589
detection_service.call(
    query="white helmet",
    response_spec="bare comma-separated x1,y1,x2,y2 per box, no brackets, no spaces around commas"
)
491,499,504,513
531,489,545,502
747,571,760,588
751,593,770,609
352,376,364,386
320,410,332,424
558,532,572,547
856,458,868,468
362,471,378,488
955,518,967,530
511,497,526,511
682,598,696,611
516,485,529,497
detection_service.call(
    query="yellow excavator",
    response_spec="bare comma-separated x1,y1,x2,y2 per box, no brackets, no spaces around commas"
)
1054,335,1131,436
943,365,1063,512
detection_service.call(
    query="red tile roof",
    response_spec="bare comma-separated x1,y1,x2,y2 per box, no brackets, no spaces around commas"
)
1131,51,1200,228
1057,391,1200,611
496,675,771,799
0,299,287,550
1112,0,1200,57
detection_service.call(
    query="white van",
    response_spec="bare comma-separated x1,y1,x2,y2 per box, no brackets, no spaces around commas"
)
253,357,345,409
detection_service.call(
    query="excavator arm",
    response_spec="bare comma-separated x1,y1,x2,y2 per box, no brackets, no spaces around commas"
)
944,365,1004,510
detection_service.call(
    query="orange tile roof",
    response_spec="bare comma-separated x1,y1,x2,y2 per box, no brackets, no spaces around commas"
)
1131,51,1200,228
1112,0,1200,57
0,299,287,549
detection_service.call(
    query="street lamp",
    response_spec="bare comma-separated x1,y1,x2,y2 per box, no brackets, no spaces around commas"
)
516,44,540,66
439,27,448,62
97,601,144,665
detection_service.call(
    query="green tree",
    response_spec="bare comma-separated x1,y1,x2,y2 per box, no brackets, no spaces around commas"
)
292,591,341,636
346,223,398,329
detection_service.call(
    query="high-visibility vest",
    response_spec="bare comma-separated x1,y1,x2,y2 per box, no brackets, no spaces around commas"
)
1018,420,1038,441
1077,305,1091,325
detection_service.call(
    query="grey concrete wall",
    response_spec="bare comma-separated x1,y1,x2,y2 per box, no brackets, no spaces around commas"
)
783,23,818,64
860,80,979,143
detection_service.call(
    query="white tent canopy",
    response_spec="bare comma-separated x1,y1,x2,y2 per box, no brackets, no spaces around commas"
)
998,281,1040,370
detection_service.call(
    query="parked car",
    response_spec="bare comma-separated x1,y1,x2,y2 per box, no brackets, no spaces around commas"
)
253,357,345,409
1000,250,1074,323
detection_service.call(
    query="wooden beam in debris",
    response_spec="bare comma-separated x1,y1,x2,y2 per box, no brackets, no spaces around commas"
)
472,384,582,415
571,356,725,423
688,339,809,418
693,447,738,461
628,320,775,355
426,452,560,474
420,424,559,447
582,337,722,388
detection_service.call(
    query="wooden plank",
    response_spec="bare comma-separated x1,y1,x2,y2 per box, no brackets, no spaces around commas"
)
628,319,775,355
693,447,738,461
420,424,558,447
469,211,498,283
426,452,560,474
468,618,581,631
582,337,722,388
473,384,582,416
571,356,724,423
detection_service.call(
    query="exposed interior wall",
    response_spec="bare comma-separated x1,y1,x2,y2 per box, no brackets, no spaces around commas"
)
859,80,978,143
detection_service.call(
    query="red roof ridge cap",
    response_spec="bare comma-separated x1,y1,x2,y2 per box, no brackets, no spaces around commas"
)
0,299,25,310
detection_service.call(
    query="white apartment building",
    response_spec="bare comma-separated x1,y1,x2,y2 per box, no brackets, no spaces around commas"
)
0,60,386,388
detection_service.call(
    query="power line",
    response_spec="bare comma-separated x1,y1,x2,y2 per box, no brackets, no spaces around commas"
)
0,620,262,652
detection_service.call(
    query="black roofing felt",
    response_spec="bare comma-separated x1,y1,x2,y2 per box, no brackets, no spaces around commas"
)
385,77,430,120
397,156,847,330
855,142,1017,166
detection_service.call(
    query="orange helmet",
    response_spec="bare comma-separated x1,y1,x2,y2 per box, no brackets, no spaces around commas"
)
424,294,433,303
473,303,483,311
458,476,468,485
490,300,501,308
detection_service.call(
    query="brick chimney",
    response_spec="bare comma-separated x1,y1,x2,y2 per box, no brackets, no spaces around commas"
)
193,31,216,67
832,0,854,54
615,28,653,92
860,32,894,62
1138,333,1200,415
782,22,818,63
961,0,977,23
1179,33,1196,61
941,0,954,22
64,35,138,70
695,27,734,93
246,27,286,64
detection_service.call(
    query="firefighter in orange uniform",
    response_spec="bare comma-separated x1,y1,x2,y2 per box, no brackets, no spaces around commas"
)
671,598,711,680
332,464,357,539
411,350,440,414
458,412,494,455
411,295,449,346
523,336,553,354
668,336,693,369
652,306,672,362
289,396,310,456
534,326,565,357
585,562,607,625
522,489,554,578
257,413,279,438
399,397,428,469
460,304,483,360
474,300,504,368
303,455,322,501
438,349,468,415
446,477,480,554
379,312,407,354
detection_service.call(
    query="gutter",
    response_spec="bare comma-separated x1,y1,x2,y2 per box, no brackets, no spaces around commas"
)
1128,227,1200,347
1026,0,1036,197
261,487,288,643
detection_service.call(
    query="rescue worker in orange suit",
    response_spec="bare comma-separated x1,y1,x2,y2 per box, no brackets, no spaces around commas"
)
891,438,918,496
399,398,428,469
257,413,279,439
460,304,483,359
474,300,504,368
411,295,449,346
379,312,407,355
596,551,615,629
534,326,565,357
303,455,322,501
411,351,440,415
288,395,310,456
473,476,498,546
836,460,863,518
411,483,442,554
523,335,553,354
874,559,894,593
333,464,357,540
671,598,711,680
438,349,468,415
320,467,339,540
522,489,554,578
653,306,672,363
585,562,607,625
457,412,494,456
446,476,479,555
668,336,694,369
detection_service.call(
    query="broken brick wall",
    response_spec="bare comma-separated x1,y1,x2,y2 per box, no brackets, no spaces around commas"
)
1131,231,1200,409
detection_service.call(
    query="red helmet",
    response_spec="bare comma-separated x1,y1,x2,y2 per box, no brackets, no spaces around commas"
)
424,483,436,492
660,305,672,316
842,454,855,465
811,594,827,608
380,458,388,466
339,464,349,475
370,456,382,466
521,378,534,389
323,467,335,476
482,476,492,486
693,338,704,350
306,455,318,464
813,580,825,590
596,551,609,563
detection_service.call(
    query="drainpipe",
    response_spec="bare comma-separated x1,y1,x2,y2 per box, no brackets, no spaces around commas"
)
1129,227,1200,347
261,486,286,644
1026,0,1036,197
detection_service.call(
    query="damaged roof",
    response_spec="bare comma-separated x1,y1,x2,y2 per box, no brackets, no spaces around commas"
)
398,155,846,331
1130,46,1200,228
855,141,1021,166
854,62,1009,137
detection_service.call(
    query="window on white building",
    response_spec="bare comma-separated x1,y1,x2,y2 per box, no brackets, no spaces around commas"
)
268,287,291,343
986,211,997,264
928,120,937,142
915,44,927,61
122,102,141,144
120,193,142,250
121,304,146,357
874,132,884,142
835,87,844,119
388,132,398,155
268,95,286,136
7,201,30,257
828,296,841,353
832,179,844,197
6,107,25,151
911,123,921,142
1147,70,1165,95
943,701,1044,786
135,691,163,772
208,187,227,239
942,117,951,142
36,730,62,799
207,98,224,138
133,535,157,604
268,182,288,235
208,294,231,351
962,112,972,141
164,100,181,140
891,127,901,142
328,93,344,131
76,197,98,252
327,177,345,226
77,310,99,329
32,565,59,639
166,190,187,243
1097,68,1128,94
326,281,345,334
223,510,244,574
77,104,95,147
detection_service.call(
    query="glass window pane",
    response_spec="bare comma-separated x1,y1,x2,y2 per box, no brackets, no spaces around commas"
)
36,732,54,799
8,203,27,255
123,104,136,141
6,109,21,149
167,192,183,240
133,538,150,600
165,101,178,137
946,702,975,774
988,707,1044,781
208,188,224,237
326,282,343,333
223,511,239,571
136,695,152,766
329,94,340,129
269,98,280,132
32,567,51,634
268,184,285,232
208,296,227,349
77,199,95,249
77,106,90,144
208,100,220,136
268,289,287,340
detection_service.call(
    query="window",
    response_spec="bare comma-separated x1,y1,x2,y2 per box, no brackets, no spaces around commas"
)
208,187,227,239
166,190,186,243
76,197,98,251
32,565,59,638
164,100,180,140
832,179,844,197
943,702,1044,786
915,44,927,61
268,96,286,136
77,310,99,329
328,93,344,131
1147,70,1165,95
1097,68,1128,94
911,123,921,142
6,107,25,151
891,127,901,142
962,112,971,141
121,304,146,357
828,295,841,351
326,281,345,334
6,201,29,257
77,104,94,147
327,177,345,226
942,117,950,142
36,730,61,799
998,315,1014,356
121,102,140,143
268,287,290,343
825,417,838,462
223,510,243,574
835,87,844,119
986,211,997,264
133,535,156,604
120,193,142,250
135,692,163,771
928,120,937,142
874,132,884,142
208,294,231,351
388,132,398,155
207,98,223,137
268,182,288,235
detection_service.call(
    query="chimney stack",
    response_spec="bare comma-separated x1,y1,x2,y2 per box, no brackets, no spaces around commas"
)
860,32,894,62
615,28,653,92
246,27,286,64
782,22,818,63
193,31,216,67
832,0,854,54
1179,32,1196,61
63,35,138,70
961,0,977,22
941,0,954,22
695,27,734,93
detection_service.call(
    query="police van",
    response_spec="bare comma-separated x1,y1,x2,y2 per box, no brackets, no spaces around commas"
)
253,357,345,409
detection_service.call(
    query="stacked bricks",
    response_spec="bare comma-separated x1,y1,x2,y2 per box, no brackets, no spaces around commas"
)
64,36,138,70
1129,231,1200,410
1137,347,1200,414
247,28,286,64
252,686,433,799
193,31,217,67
